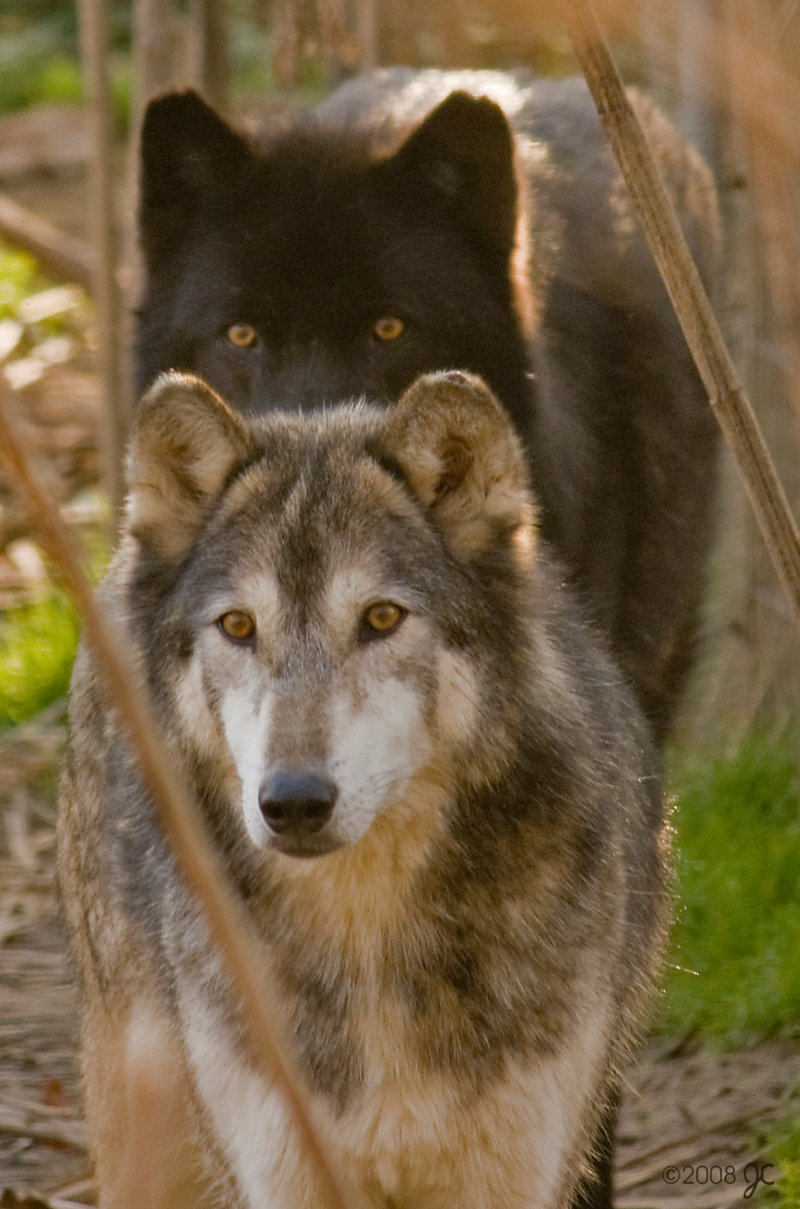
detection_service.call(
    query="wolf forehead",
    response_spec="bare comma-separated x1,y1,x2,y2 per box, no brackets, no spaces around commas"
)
267,408,425,495
186,428,444,610
212,410,415,532
124,370,535,615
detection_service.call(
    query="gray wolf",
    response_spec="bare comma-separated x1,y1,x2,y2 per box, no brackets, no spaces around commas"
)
135,69,720,744
58,370,668,1209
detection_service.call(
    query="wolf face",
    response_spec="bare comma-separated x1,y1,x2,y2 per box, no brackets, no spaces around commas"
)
136,88,532,431
124,370,532,864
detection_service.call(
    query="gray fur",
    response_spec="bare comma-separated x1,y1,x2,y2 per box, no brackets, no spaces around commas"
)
59,371,668,1209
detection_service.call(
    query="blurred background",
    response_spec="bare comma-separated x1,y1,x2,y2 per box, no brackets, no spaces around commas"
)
1,3,800,1206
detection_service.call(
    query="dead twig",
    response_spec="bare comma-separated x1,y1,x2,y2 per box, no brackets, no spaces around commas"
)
0,374,363,1209
559,0,800,633
616,1101,788,1174
0,1193,91,1209
0,1113,85,1152
616,1195,751,1209
0,196,92,292
0,700,67,800
39,1176,95,1202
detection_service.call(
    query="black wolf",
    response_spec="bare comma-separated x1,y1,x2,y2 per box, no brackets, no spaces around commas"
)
136,69,719,745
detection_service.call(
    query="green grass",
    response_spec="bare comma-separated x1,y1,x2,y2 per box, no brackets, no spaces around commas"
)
744,1114,800,1207
0,234,88,731
770,1117,800,1207
0,17,81,114
0,588,80,730
0,4,130,119
658,728,800,1043
0,241,45,320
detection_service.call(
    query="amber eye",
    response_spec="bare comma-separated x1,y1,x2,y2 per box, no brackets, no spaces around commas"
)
361,601,406,640
218,610,256,643
372,316,404,342
227,323,258,349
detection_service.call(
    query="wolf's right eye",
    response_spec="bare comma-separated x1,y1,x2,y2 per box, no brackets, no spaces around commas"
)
360,601,406,641
218,610,256,643
227,323,259,349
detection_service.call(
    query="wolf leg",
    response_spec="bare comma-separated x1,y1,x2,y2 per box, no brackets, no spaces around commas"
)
83,1001,219,1209
571,1093,617,1209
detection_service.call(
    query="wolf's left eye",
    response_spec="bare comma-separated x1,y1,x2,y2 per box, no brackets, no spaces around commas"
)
218,610,256,643
227,323,259,349
372,316,404,342
360,601,406,641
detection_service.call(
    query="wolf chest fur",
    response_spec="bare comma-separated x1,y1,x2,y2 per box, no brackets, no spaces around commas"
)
59,370,667,1209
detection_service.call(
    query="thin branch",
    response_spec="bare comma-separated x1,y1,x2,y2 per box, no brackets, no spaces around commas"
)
77,0,129,517
0,373,363,1209
0,1116,86,1151
0,194,93,290
558,0,800,633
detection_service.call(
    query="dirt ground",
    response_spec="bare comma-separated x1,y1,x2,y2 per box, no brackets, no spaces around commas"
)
1,108,799,1209
1,713,799,1209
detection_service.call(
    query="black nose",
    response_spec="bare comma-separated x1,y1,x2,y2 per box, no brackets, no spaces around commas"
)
258,771,338,836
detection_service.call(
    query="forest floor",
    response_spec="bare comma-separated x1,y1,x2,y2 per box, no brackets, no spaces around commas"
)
0,105,798,1209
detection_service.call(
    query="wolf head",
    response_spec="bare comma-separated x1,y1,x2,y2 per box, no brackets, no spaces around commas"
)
122,371,536,860
135,90,534,439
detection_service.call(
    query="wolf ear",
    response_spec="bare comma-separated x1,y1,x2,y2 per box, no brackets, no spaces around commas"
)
125,373,256,559
139,91,252,261
382,371,535,562
386,92,519,258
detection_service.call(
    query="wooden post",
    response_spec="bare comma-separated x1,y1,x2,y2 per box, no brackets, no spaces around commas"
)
188,0,230,111
357,0,379,70
78,0,129,518
131,0,176,112
124,0,181,383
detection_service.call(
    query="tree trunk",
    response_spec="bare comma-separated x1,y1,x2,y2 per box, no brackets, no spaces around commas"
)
78,0,129,518
188,0,230,112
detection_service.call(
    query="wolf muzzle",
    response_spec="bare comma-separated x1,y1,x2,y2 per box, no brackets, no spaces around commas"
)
258,770,338,840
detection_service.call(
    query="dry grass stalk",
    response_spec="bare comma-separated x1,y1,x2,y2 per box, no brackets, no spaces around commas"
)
558,0,800,632
0,371,363,1209
0,195,92,291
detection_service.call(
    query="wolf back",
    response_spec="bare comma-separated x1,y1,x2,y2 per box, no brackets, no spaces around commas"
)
135,69,720,744
58,371,668,1209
